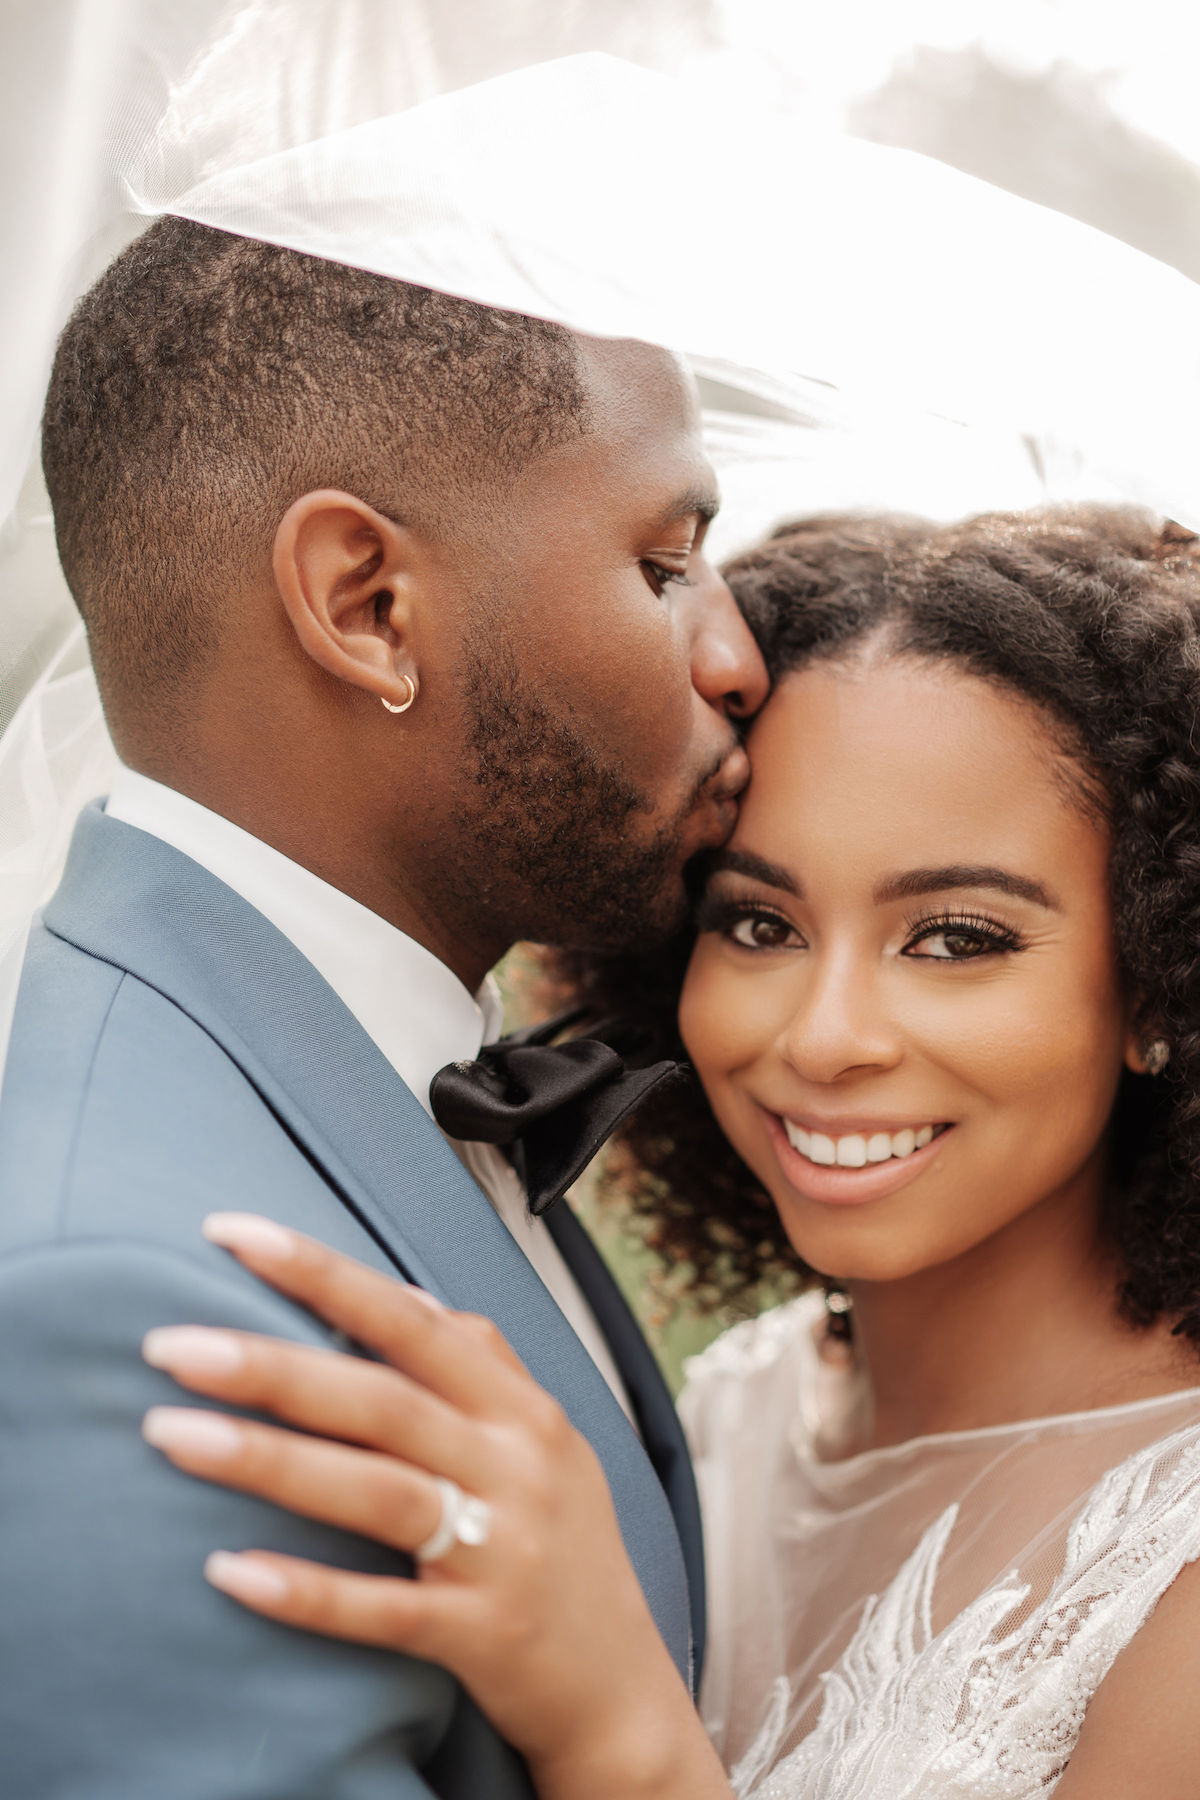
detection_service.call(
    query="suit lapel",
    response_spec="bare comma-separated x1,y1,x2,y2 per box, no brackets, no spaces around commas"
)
547,1203,706,1687
44,805,694,1682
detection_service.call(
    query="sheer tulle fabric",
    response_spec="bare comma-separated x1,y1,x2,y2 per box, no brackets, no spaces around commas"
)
680,1295,1200,1797
4,7,1200,1089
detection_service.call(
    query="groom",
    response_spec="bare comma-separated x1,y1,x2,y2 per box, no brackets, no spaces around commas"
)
0,218,766,1796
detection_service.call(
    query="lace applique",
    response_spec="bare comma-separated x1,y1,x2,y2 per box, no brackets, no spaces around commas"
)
744,1421,1200,1799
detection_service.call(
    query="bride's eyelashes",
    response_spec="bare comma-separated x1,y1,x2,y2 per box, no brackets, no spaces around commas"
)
694,891,802,951
694,891,1029,962
901,909,1027,962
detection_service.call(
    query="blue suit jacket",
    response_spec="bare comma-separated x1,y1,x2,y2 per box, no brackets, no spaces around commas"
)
0,804,705,1798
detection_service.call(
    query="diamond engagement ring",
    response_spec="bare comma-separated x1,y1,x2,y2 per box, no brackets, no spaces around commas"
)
414,1477,494,1564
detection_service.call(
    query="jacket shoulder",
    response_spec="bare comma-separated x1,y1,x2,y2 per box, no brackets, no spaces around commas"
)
0,924,332,1254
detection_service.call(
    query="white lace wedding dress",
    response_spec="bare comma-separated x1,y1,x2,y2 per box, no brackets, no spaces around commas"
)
679,1293,1200,1798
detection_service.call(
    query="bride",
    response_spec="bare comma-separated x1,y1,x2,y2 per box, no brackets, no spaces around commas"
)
140,502,1200,1797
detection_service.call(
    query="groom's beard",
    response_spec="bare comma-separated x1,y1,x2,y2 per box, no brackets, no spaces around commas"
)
445,631,711,953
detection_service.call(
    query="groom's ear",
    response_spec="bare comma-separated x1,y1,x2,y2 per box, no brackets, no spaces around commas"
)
272,490,424,710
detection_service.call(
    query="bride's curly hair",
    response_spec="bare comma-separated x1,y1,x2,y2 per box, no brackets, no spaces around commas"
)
550,504,1200,1338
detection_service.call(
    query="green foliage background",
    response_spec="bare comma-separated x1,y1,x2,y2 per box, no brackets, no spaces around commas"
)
570,1175,727,1395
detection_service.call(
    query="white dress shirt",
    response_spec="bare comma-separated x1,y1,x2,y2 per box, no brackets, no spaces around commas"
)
105,767,634,1421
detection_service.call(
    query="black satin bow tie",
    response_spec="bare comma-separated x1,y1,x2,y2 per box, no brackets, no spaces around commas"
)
429,1010,681,1218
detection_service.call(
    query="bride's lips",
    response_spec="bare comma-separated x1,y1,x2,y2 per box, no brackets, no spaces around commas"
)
763,1108,954,1206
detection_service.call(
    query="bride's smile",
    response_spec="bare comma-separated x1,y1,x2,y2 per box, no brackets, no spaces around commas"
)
765,1109,951,1206
778,1117,941,1166
680,651,1141,1287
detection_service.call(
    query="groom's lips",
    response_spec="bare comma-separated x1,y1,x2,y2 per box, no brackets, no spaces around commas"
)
698,747,750,840
680,744,750,853
707,745,751,807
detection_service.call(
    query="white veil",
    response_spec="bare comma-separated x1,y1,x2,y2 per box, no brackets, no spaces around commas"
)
3,0,1200,1074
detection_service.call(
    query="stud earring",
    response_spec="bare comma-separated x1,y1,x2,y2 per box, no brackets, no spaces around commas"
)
381,673,418,715
818,1283,856,1368
823,1283,854,1345
1143,1038,1170,1077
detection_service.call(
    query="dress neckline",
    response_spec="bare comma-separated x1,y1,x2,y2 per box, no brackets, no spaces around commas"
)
808,1378,1200,1469
786,1292,1200,1474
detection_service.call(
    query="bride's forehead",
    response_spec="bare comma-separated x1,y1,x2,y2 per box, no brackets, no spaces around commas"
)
738,660,1102,868
751,658,1064,776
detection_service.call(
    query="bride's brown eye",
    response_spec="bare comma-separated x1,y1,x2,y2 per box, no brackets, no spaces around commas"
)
730,914,795,950
931,931,982,959
904,913,1023,960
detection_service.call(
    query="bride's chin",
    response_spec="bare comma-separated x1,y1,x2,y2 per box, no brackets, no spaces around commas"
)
774,1210,949,1286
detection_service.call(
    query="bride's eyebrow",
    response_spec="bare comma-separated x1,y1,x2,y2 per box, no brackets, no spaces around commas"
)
701,855,1059,911
874,865,1061,910
702,849,800,895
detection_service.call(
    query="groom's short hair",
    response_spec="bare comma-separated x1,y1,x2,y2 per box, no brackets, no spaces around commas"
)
41,218,588,709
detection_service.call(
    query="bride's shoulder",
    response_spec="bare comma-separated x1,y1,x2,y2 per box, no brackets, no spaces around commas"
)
682,1290,821,1387
677,1290,822,1448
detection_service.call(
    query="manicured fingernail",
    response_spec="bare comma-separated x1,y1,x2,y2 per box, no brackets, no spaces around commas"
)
203,1213,296,1259
205,1551,290,1604
142,1406,243,1460
143,1327,245,1376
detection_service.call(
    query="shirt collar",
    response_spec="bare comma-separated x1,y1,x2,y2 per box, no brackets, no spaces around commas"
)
105,767,493,1115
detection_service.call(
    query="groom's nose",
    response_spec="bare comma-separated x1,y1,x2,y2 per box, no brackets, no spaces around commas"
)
688,566,770,722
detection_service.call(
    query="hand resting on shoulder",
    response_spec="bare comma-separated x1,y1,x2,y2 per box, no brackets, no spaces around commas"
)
141,1212,732,1800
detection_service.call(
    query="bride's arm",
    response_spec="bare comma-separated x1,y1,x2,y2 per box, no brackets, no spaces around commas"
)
140,1214,733,1800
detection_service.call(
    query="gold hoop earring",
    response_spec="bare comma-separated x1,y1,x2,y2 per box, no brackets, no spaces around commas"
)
1143,1038,1170,1077
381,674,418,715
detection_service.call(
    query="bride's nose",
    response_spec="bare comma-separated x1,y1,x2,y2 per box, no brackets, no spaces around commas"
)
774,948,903,1085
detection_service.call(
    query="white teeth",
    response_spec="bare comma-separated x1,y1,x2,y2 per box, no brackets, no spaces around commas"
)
783,1119,942,1167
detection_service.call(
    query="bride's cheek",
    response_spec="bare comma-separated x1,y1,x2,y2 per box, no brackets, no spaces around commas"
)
679,952,771,1152
678,947,743,1085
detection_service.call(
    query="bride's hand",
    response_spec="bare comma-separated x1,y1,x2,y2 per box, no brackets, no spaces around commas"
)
139,1213,730,1800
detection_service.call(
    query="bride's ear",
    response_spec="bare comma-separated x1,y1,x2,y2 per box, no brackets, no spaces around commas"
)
272,490,423,712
